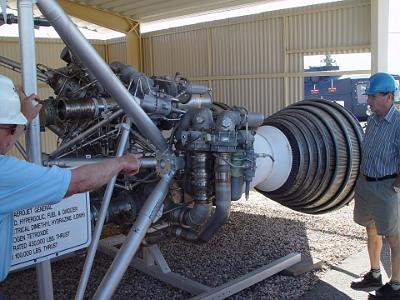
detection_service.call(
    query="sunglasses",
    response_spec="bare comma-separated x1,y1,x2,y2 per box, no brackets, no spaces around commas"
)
0,124,18,135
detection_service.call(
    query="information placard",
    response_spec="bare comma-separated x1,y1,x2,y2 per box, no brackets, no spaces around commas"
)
10,193,91,271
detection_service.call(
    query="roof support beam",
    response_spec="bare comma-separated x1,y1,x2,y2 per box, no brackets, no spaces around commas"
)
126,24,141,70
371,0,389,73
57,0,137,33
57,0,141,69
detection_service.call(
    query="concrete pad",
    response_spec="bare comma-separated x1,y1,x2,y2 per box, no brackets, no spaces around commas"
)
299,241,391,300
281,254,323,277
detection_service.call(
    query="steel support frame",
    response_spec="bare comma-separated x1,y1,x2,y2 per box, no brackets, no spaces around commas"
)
17,1,54,299
98,234,301,299
75,121,132,300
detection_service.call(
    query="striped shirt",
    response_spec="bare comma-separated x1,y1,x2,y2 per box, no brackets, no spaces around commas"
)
361,104,400,177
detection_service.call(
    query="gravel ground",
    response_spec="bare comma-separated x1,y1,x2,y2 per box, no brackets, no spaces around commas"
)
0,191,367,299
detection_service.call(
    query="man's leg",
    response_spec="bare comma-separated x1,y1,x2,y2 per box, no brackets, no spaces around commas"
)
368,235,400,298
367,223,383,270
351,223,383,289
386,235,400,282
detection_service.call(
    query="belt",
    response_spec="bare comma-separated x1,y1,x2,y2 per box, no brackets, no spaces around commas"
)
364,174,397,182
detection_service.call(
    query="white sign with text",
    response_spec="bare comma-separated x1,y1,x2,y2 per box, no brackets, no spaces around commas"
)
10,193,91,270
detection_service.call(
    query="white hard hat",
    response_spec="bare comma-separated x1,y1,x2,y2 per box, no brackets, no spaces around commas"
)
0,75,27,125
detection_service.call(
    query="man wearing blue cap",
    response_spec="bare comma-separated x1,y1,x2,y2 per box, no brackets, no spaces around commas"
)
350,72,400,299
0,75,142,283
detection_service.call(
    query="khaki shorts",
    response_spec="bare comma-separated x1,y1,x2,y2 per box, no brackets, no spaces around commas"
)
354,175,400,236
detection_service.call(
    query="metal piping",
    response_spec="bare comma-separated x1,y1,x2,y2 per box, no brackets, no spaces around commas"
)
184,152,211,226
231,176,244,201
46,157,157,169
140,157,158,168
36,0,169,153
49,109,124,158
198,154,232,242
0,55,48,82
75,121,131,300
185,203,211,227
19,0,41,163
47,125,64,137
171,202,211,229
94,171,175,299
18,1,53,299
169,153,211,239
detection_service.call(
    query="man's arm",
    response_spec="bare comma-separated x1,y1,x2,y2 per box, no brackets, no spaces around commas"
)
65,153,141,197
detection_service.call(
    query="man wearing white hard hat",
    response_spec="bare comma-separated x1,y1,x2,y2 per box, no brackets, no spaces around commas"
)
0,75,142,282
350,73,400,300
0,75,40,153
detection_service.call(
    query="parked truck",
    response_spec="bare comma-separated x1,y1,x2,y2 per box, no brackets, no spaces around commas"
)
304,65,400,122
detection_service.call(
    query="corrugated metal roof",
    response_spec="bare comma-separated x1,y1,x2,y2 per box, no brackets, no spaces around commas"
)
4,0,345,35
5,0,281,23
65,0,280,23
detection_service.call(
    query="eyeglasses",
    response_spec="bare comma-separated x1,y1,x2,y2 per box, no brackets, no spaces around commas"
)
0,124,18,135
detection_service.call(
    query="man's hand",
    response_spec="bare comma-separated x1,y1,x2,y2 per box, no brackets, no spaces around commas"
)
19,91,42,123
118,153,142,176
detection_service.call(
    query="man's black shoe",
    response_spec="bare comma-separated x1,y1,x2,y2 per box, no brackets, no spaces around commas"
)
368,283,400,299
351,271,382,290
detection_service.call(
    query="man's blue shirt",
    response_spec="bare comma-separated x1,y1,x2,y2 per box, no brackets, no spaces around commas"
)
0,155,71,281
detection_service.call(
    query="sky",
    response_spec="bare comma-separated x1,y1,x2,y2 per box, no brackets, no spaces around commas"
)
304,53,371,72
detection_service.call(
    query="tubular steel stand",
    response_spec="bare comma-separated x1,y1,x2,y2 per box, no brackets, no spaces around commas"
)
18,0,54,299
98,235,301,299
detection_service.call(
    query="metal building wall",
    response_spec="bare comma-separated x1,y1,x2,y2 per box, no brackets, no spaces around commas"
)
106,37,127,64
0,37,106,158
142,0,371,116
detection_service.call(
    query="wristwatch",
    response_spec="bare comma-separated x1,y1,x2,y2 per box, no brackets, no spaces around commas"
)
394,186,400,193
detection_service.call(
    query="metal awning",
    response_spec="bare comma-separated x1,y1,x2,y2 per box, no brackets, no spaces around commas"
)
58,0,279,23
4,0,281,34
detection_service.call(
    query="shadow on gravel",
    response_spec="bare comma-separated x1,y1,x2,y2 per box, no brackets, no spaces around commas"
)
0,210,343,299
298,281,353,300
